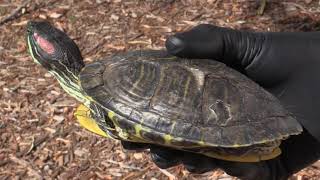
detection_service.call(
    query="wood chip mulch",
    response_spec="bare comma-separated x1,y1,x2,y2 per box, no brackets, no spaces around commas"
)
1,0,320,179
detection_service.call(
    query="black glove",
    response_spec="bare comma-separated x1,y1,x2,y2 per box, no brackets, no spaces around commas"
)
123,24,320,180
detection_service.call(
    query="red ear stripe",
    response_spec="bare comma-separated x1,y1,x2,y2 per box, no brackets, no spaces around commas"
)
34,32,55,55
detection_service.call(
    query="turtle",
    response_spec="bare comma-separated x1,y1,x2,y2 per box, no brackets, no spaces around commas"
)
26,21,303,163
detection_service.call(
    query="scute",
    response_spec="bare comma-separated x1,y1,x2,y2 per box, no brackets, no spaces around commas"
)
80,50,302,149
104,60,160,109
170,138,201,147
116,116,136,135
80,73,104,90
149,64,202,122
140,130,166,144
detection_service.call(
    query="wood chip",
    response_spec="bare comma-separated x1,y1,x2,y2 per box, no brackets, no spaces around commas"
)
128,39,152,45
48,12,63,19
74,148,88,157
305,0,313,4
53,115,64,122
133,153,143,160
9,155,42,179
158,168,177,180
111,14,119,21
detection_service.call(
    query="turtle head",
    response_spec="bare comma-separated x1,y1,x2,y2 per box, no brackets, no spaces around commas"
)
26,21,84,76
27,21,88,104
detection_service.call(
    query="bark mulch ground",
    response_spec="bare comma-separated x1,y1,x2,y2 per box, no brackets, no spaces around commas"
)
1,0,320,179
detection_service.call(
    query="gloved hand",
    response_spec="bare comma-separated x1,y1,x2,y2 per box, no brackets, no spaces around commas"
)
122,24,320,180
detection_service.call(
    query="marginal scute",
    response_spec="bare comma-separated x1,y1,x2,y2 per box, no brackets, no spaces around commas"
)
112,103,133,117
220,125,251,146
116,116,136,134
172,122,193,138
163,134,173,144
129,110,143,123
140,129,165,144
221,125,251,146
170,138,201,147
168,137,183,147
140,112,160,128
202,126,223,146
155,117,175,133
185,126,202,141
134,124,143,138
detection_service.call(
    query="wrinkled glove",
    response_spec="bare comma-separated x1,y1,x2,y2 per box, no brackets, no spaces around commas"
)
122,24,320,180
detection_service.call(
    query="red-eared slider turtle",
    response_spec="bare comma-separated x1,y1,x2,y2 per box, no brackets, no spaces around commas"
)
26,21,303,162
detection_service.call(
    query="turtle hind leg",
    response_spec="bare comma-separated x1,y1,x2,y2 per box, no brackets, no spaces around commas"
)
74,104,109,137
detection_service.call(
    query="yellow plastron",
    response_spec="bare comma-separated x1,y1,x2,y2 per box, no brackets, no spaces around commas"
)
74,104,108,137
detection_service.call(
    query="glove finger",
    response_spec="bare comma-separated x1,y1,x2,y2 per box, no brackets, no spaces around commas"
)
165,24,263,72
121,141,149,151
150,145,182,169
165,24,225,60
181,152,217,174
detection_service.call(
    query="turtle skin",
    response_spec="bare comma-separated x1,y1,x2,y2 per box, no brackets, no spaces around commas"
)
79,50,302,162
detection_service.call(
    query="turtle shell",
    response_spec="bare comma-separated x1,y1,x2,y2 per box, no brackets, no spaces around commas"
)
79,50,302,149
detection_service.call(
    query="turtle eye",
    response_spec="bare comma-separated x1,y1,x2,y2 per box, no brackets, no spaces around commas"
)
34,32,55,55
